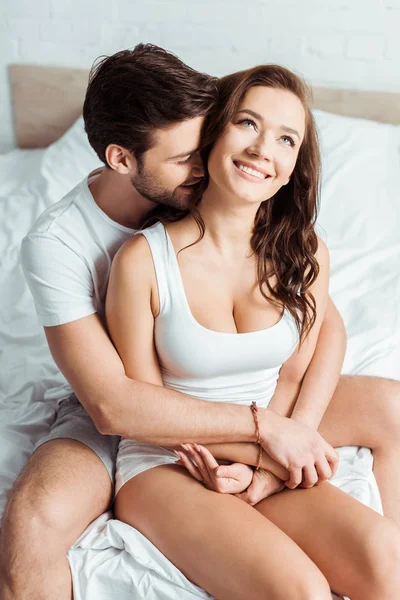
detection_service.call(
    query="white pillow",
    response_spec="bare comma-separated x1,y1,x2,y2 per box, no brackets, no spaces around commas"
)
0,148,45,196
313,110,400,378
41,117,102,201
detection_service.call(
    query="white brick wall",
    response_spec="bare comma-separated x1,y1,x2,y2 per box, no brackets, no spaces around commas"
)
1,0,400,151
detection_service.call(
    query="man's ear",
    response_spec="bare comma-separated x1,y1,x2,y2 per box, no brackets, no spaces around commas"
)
105,144,137,174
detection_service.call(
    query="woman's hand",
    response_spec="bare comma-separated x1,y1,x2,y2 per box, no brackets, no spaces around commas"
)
175,443,253,494
236,469,285,505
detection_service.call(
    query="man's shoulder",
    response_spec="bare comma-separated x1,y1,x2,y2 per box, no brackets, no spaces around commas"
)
25,180,86,241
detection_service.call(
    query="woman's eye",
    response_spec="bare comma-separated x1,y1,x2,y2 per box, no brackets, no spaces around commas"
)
280,135,295,147
177,157,191,165
238,118,257,131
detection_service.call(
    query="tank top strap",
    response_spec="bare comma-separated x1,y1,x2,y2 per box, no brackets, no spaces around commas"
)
135,222,172,315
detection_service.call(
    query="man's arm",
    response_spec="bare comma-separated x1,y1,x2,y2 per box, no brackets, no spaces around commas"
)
43,232,261,445
45,311,336,479
45,313,257,445
50,297,345,444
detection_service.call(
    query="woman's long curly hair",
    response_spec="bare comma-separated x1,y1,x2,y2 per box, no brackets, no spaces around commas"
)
147,64,321,343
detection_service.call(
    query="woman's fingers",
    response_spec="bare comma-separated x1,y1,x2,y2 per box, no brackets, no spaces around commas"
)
215,463,244,480
175,450,203,482
181,444,214,485
192,444,219,483
180,444,252,494
217,463,254,490
236,469,285,505
179,444,255,495
195,444,220,470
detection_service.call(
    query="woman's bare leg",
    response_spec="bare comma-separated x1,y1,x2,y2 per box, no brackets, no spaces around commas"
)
115,465,331,600
319,374,400,525
257,481,400,600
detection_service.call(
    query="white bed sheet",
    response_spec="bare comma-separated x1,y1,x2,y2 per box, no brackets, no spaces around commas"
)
1,112,399,599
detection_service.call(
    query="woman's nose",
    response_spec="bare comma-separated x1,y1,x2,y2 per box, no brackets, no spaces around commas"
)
248,136,273,161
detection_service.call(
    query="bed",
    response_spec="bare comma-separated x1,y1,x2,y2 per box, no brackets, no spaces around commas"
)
1,64,400,600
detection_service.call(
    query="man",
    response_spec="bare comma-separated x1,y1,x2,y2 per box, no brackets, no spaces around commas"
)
1,44,400,600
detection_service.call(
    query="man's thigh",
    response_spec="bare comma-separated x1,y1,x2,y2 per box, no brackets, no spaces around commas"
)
5,438,113,549
4,393,118,547
318,374,400,448
34,394,119,484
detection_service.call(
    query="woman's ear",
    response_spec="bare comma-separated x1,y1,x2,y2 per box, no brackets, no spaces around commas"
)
104,144,137,174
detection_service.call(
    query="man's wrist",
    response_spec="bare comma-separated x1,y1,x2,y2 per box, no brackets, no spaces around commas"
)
256,407,280,444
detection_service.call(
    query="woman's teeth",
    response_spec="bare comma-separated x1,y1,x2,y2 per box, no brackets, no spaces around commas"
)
237,164,266,179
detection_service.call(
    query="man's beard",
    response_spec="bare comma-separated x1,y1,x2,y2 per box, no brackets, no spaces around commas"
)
131,163,195,211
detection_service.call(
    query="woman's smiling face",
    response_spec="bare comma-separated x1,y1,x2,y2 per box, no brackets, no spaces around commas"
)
207,85,306,206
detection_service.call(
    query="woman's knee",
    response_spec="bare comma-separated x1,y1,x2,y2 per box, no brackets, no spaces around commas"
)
372,379,400,448
282,567,331,600
253,553,331,600
370,522,400,595
354,520,400,598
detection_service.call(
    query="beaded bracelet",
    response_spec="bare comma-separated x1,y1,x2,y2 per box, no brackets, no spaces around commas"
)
250,401,263,471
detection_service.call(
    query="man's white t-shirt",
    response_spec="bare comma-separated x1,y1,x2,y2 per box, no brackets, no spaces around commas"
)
20,168,136,402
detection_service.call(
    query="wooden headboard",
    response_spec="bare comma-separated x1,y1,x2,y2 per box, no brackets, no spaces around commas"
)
10,65,89,148
10,64,400,148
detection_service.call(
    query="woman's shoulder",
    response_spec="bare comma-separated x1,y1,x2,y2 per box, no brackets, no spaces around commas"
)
111,228,157,283
116,230,152,259
315,235,329,269
163,217,201,252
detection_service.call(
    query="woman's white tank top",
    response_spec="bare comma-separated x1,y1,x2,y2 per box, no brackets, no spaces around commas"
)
115,221,300,493
140,221,299,407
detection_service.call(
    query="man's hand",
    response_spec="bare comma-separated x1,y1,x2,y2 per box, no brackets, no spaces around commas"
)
236,469,285,505
175,443,253,494
259,409,339,489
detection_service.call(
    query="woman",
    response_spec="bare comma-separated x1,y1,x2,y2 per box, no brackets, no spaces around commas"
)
106,65,400,600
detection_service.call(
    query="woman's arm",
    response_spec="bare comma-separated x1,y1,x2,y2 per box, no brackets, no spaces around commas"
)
202,239,339,471
268,297,346,428
269,239,346,431
289,297,346,427
106,234,164,388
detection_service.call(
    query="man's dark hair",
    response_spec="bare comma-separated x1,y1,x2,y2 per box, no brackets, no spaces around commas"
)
83,43,218,166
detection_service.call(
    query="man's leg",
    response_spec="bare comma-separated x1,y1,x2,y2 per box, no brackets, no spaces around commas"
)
0,439,112,600
319,375,400,526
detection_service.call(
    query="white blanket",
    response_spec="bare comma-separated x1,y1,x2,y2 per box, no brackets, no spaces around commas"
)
1,111,399,599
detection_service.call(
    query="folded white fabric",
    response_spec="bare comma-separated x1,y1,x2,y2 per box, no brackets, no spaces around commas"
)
69,446,380,600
